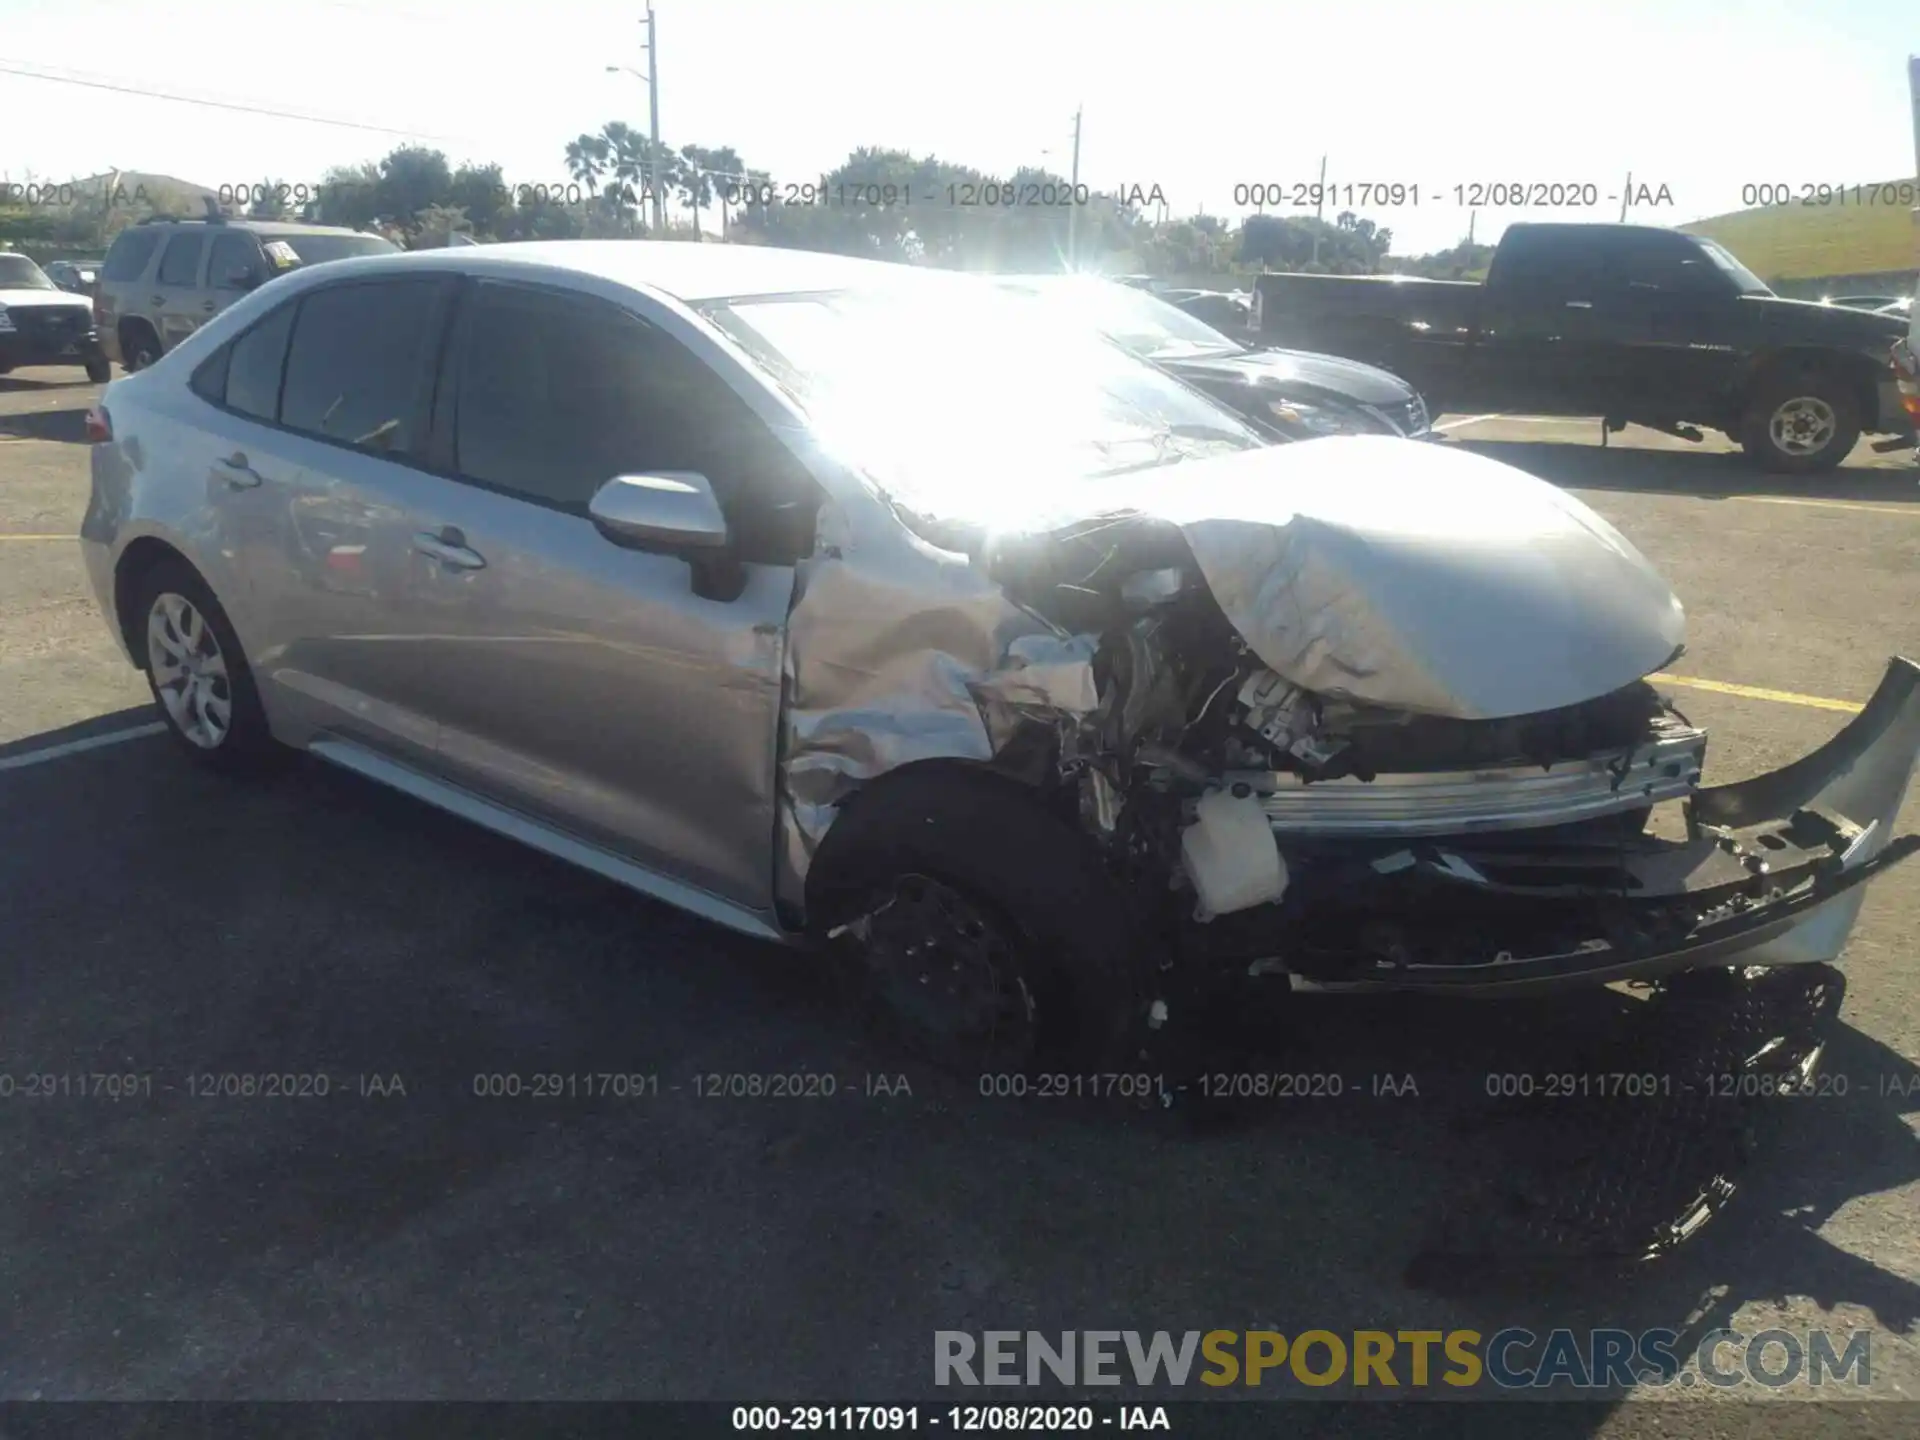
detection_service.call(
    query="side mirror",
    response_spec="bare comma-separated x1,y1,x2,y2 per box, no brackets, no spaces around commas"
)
588,472,731,550
222,266,261,292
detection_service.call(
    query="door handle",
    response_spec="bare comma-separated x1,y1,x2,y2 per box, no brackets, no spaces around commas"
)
218,452,263,489
413,530,487,570
151,296,166,307
202,301,216,312
1565,300,1594,309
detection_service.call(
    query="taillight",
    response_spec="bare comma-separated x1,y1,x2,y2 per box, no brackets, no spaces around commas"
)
84,406,112,443
1894,342,1920,423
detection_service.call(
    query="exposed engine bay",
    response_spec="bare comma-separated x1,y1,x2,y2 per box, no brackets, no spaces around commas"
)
978,521,1917,996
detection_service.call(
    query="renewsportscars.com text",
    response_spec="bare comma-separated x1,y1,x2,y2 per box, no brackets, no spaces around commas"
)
934,1328,1871,1391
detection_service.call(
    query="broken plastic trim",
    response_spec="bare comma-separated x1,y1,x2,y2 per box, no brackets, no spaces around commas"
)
1284,657,1920,993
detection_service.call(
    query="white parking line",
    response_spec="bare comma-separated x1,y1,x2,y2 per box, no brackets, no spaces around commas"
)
0,722,166,772
1432,413,1504,433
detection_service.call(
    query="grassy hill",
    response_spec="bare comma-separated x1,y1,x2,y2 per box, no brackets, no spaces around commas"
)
1680,180,1919,282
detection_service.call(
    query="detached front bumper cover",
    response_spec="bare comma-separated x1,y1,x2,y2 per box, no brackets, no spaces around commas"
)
1286,657,1920,993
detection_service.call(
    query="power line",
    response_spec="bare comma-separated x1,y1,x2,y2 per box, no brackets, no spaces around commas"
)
0,59,468,142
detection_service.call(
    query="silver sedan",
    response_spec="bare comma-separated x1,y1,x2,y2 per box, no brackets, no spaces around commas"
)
81,241,1920,1076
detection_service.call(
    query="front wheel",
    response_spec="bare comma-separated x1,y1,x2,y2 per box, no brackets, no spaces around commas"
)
808,770,1151,1076
131,558,288,776
1739,376,1861,473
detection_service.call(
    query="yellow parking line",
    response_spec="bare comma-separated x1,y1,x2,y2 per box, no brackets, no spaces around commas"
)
1731,495,1920,518
0,533,73,540
1650,672,1862,714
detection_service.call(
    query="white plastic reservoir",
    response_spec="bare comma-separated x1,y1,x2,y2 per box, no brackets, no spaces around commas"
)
1180,787,1290,920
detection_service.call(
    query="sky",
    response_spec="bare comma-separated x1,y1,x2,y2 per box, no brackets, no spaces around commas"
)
1,0,1916,256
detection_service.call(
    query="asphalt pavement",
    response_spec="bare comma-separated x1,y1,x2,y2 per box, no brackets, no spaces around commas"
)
1,369,1916,1427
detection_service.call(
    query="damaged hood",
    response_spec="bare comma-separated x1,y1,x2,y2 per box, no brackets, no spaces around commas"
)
998,437,1685,720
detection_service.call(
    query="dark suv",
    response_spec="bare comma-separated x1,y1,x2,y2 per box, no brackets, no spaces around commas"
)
95,215,397,371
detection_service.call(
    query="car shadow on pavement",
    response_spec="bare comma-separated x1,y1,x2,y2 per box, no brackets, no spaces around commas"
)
1447,438,1920,504
2,740,1914,1404
0,406,91,445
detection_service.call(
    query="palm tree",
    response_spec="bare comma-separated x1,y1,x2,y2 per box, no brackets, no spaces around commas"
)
603,122,664,232
564,134,609,199
701,145,744,236
678,144,717,240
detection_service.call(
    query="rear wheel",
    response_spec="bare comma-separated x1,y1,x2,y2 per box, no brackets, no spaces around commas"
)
84,356,111,383
130,558,288,776
120,327,162,373
1739,374,1860,473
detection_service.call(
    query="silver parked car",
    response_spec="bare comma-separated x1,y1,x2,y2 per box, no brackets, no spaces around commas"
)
81,241,1920,1075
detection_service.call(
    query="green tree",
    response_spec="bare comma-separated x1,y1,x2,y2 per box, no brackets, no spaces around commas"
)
677,144,716,238
248,179,290,221
449,163,511,239
373,146,453,231
308,162,382,228
409,202,472,249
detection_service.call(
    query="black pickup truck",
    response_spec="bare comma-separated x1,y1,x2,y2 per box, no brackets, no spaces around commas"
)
1251,223,1914,472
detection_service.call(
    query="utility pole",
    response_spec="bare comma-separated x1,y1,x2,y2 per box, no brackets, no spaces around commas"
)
1910,56,1920,178
646,5,664,234
1309,154,1326,266
1066,105,1082,271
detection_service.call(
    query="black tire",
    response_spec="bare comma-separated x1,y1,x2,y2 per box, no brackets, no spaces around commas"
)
121,326,162,373
129,557,288,777
1738,372,1861,473
84,355,111,384
807,768,1151,1075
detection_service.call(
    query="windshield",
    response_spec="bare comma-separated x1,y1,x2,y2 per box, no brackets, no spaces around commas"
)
1693,237,1773,296
1002,277,1241,360
0,255,57,291
266,233,398,270
704,279,1263,531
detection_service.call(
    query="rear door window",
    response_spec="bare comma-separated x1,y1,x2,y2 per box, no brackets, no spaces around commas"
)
1603,231,1726,295
1492,228,1610,294
102,229,161,282
156,233,207,287
225,302,299,422
209,233,264,293
278,278,451,458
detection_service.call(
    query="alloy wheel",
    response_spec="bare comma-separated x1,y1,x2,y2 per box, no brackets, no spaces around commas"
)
846,873,1039,1072
147,592,232,749
1767,396,1837,457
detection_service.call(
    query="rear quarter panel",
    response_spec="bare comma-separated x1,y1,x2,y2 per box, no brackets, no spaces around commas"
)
81,370,264,663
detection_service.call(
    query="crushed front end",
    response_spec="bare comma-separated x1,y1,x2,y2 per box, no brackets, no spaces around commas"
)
1054,565,1920,995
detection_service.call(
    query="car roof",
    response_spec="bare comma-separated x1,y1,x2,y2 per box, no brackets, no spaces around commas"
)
135,218,376,237
278,240,931,303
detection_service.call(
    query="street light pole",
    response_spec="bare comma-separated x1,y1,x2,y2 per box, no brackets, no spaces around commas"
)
1309,154,1326,267
646,5,663,234
1066,105,1082,271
